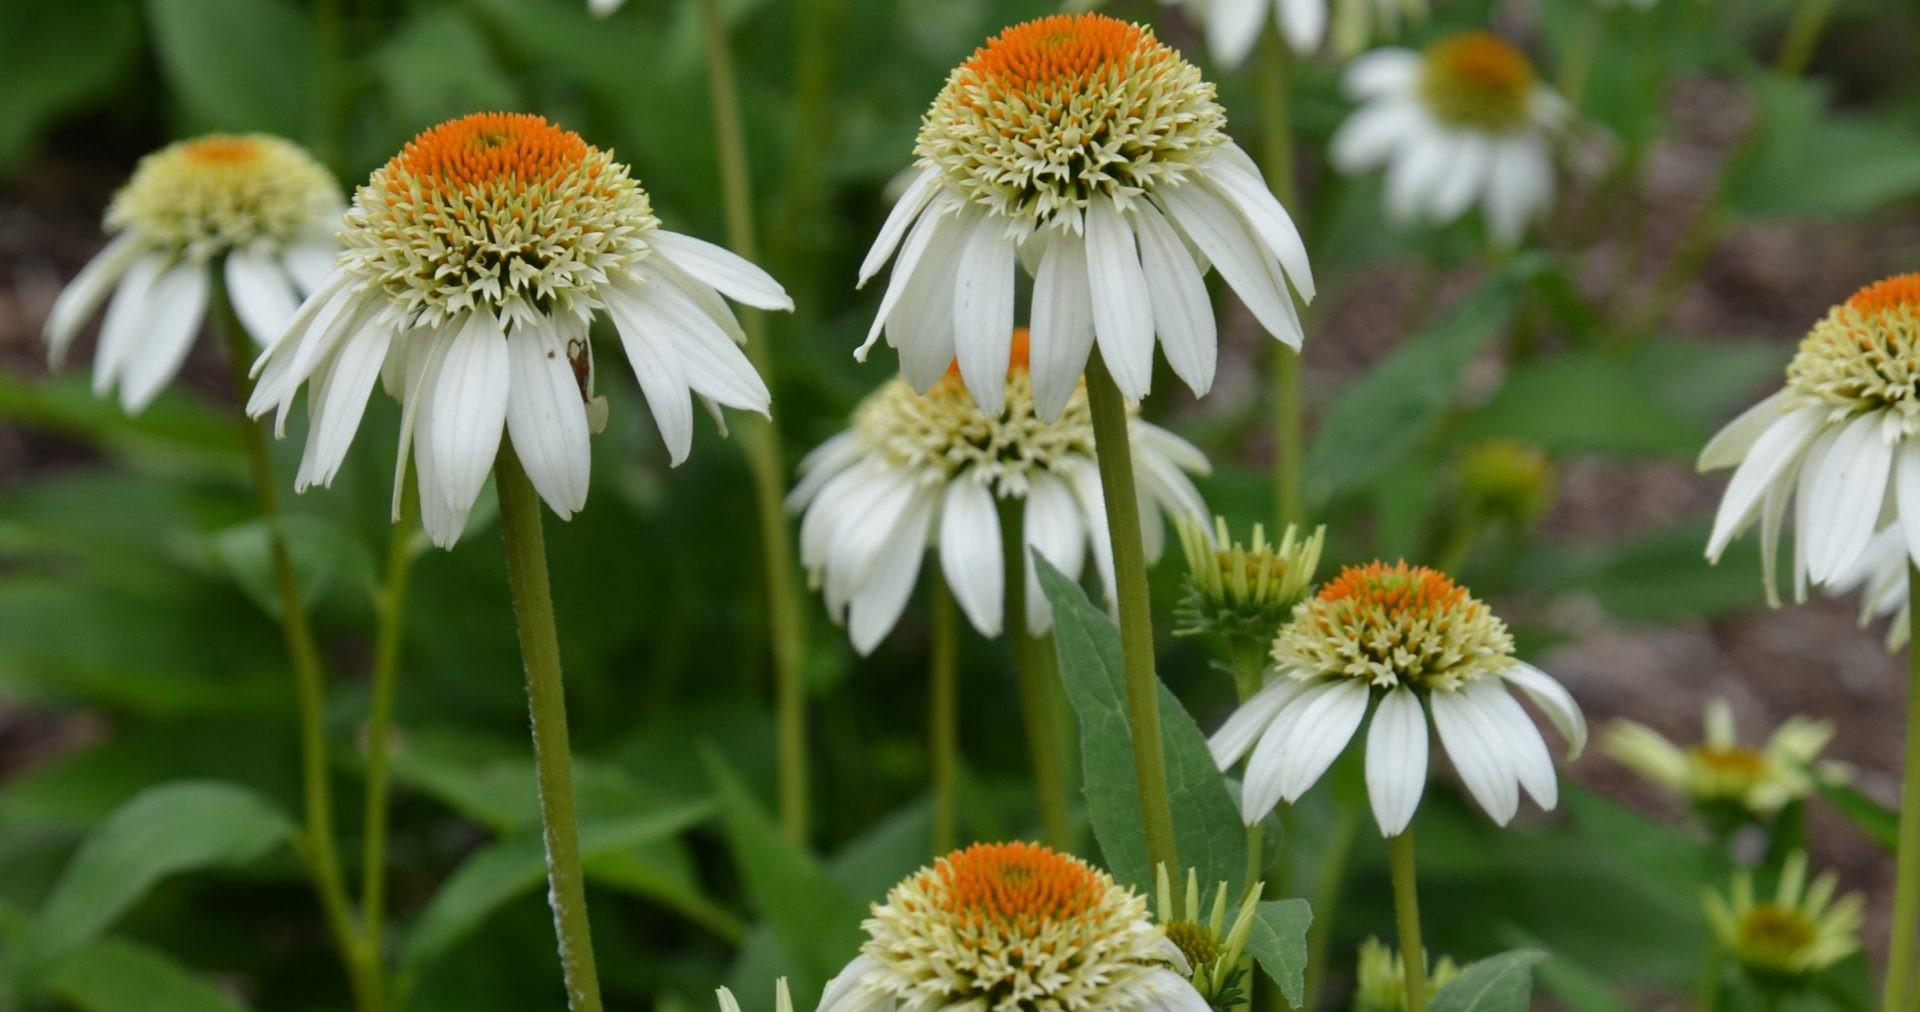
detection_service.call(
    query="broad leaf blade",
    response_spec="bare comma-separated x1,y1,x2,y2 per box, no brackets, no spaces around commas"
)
1430,949,1547,1012
1243,898,1312,1007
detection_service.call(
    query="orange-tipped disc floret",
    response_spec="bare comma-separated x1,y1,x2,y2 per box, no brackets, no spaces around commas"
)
341,112,658,330
857,842,1182,1009
855,328,1093,497
106,133,339,259
1787,271,1920,421
917,13,1226,226
1275,560,1515,690
1418,32,1537,132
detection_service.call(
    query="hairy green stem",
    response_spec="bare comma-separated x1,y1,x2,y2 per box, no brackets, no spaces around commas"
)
215,279,377,1011
1000,500,1074,851
701,0,811,845
496,447,604,1012
1886,561,1920,1011
1085,357,1180,895
1389,832,1428,1012
930,580,960,855
1257,28,1305,531
359,480,418,980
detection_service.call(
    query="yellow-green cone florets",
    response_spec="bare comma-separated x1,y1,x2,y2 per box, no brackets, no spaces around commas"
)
107,134,339,261
1273,560,1514,690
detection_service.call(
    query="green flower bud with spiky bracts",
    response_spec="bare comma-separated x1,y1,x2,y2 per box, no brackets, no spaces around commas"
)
1154,866,1262,1010
1353,937,1459,1011
1173,515,1325,646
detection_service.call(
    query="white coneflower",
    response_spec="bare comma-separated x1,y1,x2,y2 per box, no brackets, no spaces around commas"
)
818,842,1208,1012
43,134,343,413
1603,699,1846,819
1703,274,1920,600
790,331,1209,654
1329,33,1568,245
1174,0,1427,66
245,112,790,549
1704,852,1864,979
1210,560,1586,835
859,13,1313,416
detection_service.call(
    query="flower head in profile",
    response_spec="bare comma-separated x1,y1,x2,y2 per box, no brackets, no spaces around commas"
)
716,980,793,1012
1174,516,1324,645
1154,866,1261,1009
860,14,1313,415
246,113,790,548
1703,274,1920,602
1704,852,1863,980
1175,0,1428,67
819,842,1205,1012
1330,33,1568,245
790,331,1209,654
1353,937,1458,1012
44,134,343,413
1603,699,1847,822
1210,561,1586,835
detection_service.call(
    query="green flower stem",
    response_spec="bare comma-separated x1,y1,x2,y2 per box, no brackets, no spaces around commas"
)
1389,831,1428,1012
1887,561,1920,1012
1227,638,1270,900
215,283,378,1011
929,580,960,855
359,479,419,979
1774,0,1838,77
1301,805,1361,1011
1257,27,1306,530
1085,356,1181,893
1556,3,1604,107
701,0,811,845
1000,499,1074,852
495,446,604,1012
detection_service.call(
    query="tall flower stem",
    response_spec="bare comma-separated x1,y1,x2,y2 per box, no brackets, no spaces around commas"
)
1389,832,1428,1012
495,447,604,1012
929,580,960,855
1085,356,1180,891
1228,641,1269,900
359,481,419,978
1000,499,1074,851
701,0,811,844
1556,3,1605,107
1886,561,1920,1012
214,282,378,1011
1774,0,1838,77
1257,28,1305,530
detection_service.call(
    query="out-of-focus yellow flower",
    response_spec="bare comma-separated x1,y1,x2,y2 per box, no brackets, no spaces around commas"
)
1454,439,1553,530
1603,699,1847,820
1704,852,1863,979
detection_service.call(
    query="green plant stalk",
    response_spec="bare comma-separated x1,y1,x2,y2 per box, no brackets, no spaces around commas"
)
769,0,846,287
930,580,960,855
314,0,346,174
1557,3,1604,107
1000,499,1074,851
359,479,419,979
701,0,811,845
1886,561,1920,1012
496,447,604,1012
1085,356,1181,894
1774,0,1838,77
1301,805,1361,1011
1227,638,1270,900
1257,27,1305,531
214,279,378,1012
1389,831,1428,1012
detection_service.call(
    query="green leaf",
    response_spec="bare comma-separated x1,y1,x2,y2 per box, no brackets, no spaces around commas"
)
1430,949,1547,1012
16,781,294,995
143,0,320,142
0,375,241,474
1736,76,1920,220
1034,556,1248,899
370,9,519,137
1515,521,1766,623
44,936,251,1012
1816,780,1898,851
400,801,714,976
707,754,866,1002
201,515,379,619
0,2,140,176
1242,899,1311,1007
1306,275,1524,507
1459,350,1704,456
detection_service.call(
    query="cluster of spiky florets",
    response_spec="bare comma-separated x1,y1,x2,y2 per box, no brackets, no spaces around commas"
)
1785,273,1920,433
1273,560,1515,690
106,134,339,260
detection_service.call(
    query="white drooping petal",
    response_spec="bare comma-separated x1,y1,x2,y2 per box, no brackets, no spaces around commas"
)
788,431,863,512
888,213,970,392
1084,196,1155,402
225,247,301,345
296,321,393,492
1385,126,1453,224
1427,135,1493,225
1482,135,1553,246
506,315,593,516
1343,49,1421,99
1156,183,1303,348
649,229,793,311
1699,391,1790,472
938,479,1005,636
1705,406,1824,561
848,488,938,654
1499,661,1586,759
424,311,512,516
1022,471,1087,633
1201,155,1314,301
91,254,166,398
610,279,770,415
1140,968,1214,1012
858,166,943,287
1431,685,1520,825
118,260,211,413
1277,0,1327,53
1329,100,1419,173
1474,680,1559,810
1276,677,1370,801
44,232,146,367
1366,686,1428,836
611,289,695,466
952,212,1018,415
283,239,340,295
1896,442,1920,569
1209,675,1309,770
1804,410,1893,584
863,201,953,360
1133,199,1217,397
1240,682,1335,822
1205,0,1267,68
1030,230,1097,421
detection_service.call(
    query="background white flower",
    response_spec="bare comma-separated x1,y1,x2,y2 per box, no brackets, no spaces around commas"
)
1210,560,1586,835
861,13,1312,415
246,113,790,548
790,331,1209,654
1174,0,1427,66
1330,34,1569,245
43,134,342,413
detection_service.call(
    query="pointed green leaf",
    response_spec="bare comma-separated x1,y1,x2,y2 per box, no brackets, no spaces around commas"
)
1243,899,1312,1007
1430,949,1548,1012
